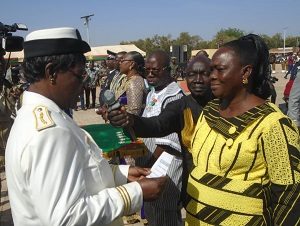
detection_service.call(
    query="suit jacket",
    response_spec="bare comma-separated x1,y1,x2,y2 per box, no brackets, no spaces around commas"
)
99,69,119,106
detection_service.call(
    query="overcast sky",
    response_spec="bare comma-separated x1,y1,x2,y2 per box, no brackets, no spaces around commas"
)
2,0,300,46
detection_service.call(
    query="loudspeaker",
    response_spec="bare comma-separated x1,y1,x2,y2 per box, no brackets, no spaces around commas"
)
170,45,188,63
170,45,180,61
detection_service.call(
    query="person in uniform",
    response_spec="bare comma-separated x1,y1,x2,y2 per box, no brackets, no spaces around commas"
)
5,27,167,226
99,50,119,107
170,57,179,80
85,61,98,108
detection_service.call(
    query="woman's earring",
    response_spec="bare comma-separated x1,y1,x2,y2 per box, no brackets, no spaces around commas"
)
242,78,248,85
50,74,56,84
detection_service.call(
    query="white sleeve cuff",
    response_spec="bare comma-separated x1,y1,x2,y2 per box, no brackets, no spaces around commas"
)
111,164,130,186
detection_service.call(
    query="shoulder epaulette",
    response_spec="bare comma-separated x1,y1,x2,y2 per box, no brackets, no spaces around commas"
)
33,106,55,131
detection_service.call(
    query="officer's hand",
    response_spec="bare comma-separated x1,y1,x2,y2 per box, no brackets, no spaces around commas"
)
138,176,168,201
107,106,131,127
128,166,150,182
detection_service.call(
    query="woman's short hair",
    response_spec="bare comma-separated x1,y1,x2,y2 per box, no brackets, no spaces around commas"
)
223,34,271,99
126,51,145,77
23,53,86,84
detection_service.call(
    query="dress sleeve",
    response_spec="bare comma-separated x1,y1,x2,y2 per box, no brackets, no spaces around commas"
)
22,127,142,226
132,99,182,138
126,77,145,115
261,117,300,225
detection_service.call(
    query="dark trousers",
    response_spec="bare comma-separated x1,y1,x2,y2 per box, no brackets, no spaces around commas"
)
84,87,96,108
270,83,277,104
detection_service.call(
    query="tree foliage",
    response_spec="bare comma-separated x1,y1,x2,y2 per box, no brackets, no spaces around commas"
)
120,27,300,55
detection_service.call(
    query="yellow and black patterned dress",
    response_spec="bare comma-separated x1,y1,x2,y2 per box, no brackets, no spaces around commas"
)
185,99,300,226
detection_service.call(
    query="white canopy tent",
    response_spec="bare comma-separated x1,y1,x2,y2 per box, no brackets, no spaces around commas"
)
3,44,146,62
85,44,146,60
191,49,218,58
4,50,24,62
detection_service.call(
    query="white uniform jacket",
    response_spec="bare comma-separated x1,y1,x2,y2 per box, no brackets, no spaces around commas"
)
5,91,143,226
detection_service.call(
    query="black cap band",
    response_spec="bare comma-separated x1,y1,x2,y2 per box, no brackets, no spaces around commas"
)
24,38,91,58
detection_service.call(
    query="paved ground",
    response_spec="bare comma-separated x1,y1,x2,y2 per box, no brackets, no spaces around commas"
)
0,67,290,225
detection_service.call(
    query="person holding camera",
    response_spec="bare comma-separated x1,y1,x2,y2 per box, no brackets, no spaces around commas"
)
0,49,12,164
5,27,168,226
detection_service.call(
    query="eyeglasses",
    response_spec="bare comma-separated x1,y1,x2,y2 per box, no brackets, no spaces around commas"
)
120,59,134,63
144,66,169,75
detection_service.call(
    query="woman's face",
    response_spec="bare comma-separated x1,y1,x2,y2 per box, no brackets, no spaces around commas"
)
54,62,86,109
119,53,134,74
210,47,244,99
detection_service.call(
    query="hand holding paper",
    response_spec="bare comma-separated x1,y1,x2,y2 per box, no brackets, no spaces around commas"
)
147,152,174,178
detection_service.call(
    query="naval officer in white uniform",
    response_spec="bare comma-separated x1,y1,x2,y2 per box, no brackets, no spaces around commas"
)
5,27,167,226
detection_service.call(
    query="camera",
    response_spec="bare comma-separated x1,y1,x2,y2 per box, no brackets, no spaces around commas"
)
0,22,28,88
0,22,28,52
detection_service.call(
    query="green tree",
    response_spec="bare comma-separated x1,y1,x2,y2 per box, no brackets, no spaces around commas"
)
120,29,300,56
260,34,272,49
212,28,245,48
286,36,300,47
269,33,283,48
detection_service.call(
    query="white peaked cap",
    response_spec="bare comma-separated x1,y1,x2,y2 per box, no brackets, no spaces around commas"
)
24,27,90,58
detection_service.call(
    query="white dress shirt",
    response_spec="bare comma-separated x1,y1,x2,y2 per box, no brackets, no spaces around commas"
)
5,91,143,226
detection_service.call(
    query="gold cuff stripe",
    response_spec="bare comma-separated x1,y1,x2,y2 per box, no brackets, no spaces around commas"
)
116,186,131,215
188,176,263,215
116,186,129,215
119,185,131,214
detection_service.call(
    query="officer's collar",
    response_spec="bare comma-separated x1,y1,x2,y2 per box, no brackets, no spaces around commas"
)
22,91,62,113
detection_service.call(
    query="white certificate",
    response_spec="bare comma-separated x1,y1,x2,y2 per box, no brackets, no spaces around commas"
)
147,152,174,178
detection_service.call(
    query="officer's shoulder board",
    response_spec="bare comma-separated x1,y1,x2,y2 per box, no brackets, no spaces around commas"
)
33,105,55,131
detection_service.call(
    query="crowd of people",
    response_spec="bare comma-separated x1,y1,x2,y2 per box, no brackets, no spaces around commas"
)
0,26,299,226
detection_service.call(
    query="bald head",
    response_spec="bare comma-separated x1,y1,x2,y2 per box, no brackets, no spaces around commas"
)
147,50,170,68
187,55,210,72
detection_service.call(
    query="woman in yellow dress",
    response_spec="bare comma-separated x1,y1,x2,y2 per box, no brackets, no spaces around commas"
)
185,34,300,225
